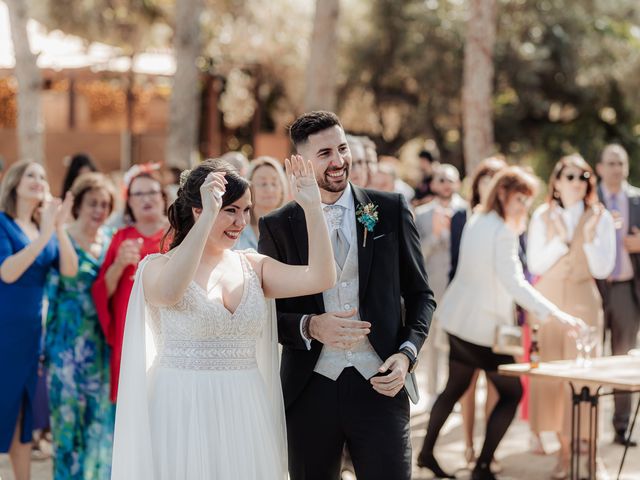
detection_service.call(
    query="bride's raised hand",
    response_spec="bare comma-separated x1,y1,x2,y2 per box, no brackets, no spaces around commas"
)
285,154,320,211
199,172,227,217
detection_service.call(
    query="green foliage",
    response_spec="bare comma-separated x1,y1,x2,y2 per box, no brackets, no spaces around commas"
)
339,0,640,183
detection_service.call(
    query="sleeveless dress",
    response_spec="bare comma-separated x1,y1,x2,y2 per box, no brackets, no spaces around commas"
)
529,209,605,436
110,251,287,480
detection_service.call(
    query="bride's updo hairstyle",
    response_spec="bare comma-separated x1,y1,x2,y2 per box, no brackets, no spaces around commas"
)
165,159,250,250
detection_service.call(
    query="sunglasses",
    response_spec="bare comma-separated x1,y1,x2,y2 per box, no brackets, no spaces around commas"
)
561,171,590,183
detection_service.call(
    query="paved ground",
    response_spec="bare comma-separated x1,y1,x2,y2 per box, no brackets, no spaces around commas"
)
2,374,638,479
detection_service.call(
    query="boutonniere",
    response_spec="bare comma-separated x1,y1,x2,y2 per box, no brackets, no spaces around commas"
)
356,202,379,247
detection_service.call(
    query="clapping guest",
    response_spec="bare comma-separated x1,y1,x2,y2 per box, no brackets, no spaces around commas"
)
92,169,168,402
233,156,289,251
45,173,117,480
417,167,584,480
415,164,466,404
449,156,506,469
527,154,615,478
0,161,78,480
595,144,640,446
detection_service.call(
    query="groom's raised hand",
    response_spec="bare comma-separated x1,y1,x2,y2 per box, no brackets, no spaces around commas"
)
308,309,371,350
370,353,410,397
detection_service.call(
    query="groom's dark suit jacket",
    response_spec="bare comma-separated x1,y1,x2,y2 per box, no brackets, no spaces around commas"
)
258,184,436,409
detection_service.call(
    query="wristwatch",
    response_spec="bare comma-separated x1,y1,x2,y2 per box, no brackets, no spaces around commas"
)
398,347,418,373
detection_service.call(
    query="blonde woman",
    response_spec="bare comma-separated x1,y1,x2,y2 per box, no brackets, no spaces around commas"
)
0,161,78,480
234,156,289,250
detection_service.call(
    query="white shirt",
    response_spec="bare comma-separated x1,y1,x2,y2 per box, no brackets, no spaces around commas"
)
321,184,356,242
527,202,616,279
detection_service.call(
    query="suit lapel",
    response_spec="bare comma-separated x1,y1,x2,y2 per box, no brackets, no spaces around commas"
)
352,185,374,301
289,205,326,312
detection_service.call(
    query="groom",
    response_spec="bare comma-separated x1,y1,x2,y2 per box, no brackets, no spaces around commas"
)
259,111,435,479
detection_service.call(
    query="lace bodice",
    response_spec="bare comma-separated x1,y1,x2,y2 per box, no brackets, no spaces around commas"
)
146,253,268,370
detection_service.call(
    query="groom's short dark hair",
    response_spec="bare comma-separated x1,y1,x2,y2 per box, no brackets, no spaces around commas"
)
289,111,342,149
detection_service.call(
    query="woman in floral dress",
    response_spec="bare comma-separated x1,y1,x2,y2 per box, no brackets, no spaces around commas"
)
45,173,117,479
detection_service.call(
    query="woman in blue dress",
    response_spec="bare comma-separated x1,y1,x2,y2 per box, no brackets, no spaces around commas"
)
0,161,78,480
45,173,116,480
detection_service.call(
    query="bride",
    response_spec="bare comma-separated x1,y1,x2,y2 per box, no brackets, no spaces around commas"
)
110,156,335,479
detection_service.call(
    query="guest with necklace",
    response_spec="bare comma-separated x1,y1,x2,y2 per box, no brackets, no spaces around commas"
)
46,172,117,480
92,169,168,402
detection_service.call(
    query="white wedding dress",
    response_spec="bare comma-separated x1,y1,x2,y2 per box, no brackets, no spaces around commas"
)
110,252,287,480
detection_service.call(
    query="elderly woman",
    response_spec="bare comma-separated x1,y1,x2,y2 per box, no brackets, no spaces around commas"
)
46,173,117,480
417,167,584,480
0,161,78,480
234,156,289,250
527,154,615,478
92,168,168,402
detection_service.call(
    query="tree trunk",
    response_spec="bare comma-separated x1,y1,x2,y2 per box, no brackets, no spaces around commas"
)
166,0,202,168
6,0,44,164
304,0,340,112
462,0,497,174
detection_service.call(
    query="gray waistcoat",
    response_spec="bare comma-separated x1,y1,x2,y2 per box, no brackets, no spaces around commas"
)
314,239,383,380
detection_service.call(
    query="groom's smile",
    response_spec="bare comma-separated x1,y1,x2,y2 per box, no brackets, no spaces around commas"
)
298,124,352,200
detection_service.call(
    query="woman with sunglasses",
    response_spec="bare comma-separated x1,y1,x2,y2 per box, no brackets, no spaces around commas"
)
92,169,168,403
526,154,615,479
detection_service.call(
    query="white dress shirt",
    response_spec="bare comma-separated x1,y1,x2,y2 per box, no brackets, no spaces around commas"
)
527,202,616,279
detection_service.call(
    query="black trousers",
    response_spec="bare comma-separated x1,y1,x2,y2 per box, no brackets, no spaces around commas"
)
604,281,640,433
287,367,411,480
418,334,523,466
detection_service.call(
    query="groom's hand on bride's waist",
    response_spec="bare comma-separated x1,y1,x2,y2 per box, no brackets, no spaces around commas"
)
370,353,409,398
308,309,371,349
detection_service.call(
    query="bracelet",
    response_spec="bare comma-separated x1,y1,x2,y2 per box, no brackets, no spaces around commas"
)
302,315,314,341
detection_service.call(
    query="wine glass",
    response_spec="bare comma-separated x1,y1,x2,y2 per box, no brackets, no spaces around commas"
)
581,326,599,368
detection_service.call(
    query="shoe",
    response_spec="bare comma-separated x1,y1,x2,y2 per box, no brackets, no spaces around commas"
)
417,453,456,478
613,432,637,447
551,463,568,479
529,433,546,455
471,462,497,480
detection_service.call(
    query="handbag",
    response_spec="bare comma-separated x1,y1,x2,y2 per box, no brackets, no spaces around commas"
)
492,324,524,357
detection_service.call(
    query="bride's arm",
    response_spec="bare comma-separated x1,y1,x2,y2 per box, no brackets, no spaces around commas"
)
250,155,336,299
142,172,227,306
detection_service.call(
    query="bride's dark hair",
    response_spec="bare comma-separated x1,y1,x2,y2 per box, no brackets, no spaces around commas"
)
164,159,250,250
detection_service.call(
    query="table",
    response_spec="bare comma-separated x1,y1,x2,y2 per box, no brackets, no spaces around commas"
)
499,355,640,480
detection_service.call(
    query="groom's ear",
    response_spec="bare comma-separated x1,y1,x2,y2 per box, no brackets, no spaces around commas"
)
192,207,203,221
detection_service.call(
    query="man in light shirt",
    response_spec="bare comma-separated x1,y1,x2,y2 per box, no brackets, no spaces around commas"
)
596,143,640,447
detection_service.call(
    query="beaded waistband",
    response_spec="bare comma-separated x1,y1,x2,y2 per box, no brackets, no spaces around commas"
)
155,338,257,371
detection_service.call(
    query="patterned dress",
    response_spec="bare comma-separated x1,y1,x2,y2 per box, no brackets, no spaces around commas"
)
45,233,115,480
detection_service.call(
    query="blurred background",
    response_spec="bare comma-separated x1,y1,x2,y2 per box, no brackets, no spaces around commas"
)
1,0,639,194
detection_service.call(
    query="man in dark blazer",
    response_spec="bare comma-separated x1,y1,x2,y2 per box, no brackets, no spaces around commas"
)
596,143,640,446
259,111,435,480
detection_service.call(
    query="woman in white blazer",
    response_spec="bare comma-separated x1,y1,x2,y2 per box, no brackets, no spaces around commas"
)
417,167,584,480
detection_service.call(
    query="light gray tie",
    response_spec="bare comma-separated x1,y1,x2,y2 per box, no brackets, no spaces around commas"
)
324,205,349,269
